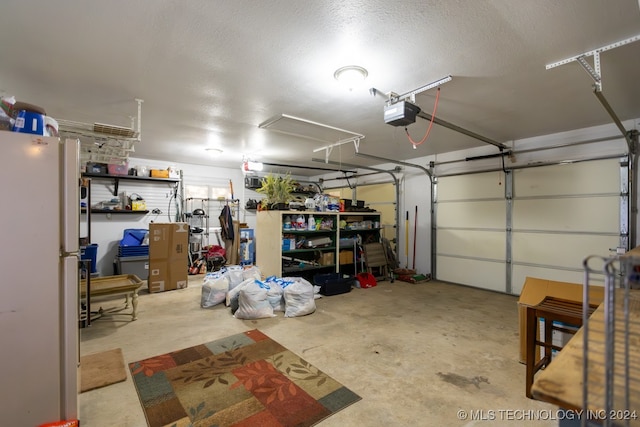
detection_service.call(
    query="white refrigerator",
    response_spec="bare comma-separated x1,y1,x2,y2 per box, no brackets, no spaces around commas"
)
0,131,80,425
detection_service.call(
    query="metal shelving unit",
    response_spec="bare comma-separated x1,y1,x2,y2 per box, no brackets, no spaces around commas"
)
58,99,143,164
582,255,640,427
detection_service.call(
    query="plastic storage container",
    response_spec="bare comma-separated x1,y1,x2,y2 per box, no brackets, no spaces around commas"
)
120,228,148,246
80,244,98,273
313,273,354,296
115,256,149,280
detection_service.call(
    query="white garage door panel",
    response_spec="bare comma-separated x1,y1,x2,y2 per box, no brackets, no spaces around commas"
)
514,159,620,197
512,233,617,268
513,196,619,232
437,256,506,292
436,157,622,294
437,201,505,228
438,229,505,259
511,265,605,295
438,173,504,201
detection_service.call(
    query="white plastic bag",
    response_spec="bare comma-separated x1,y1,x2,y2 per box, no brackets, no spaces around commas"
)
201,272,229,308
226,277,254,311
265,276,292,312
226,265,245,288
242,265,262,281
283,277,316,317
234,279,276,319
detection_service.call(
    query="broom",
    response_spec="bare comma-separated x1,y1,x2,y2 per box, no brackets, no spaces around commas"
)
405,211,409,268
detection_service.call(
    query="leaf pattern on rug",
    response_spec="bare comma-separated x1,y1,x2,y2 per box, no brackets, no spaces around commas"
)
188,401,215,422
231,360,298,405
130,354,176,377
173,349,247,389
130,330,362,427
285,358,328,387
271,353,284,370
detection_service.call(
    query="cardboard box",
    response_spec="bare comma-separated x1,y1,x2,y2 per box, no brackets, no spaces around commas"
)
517,277,604,364
538,319,579,360
319,252,335,266
150,169,170,178
339,250,354,265
282,237,296,251
148,222,188,293
239,229,255,266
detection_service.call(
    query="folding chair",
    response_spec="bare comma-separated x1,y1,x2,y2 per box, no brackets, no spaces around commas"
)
363,242,388,281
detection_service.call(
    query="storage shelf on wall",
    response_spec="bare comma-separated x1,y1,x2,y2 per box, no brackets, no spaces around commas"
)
89,209,150,214
82,173,180,196
81,172,182,268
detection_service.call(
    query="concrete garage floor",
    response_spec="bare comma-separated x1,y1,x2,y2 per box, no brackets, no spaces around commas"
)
80,276,558,427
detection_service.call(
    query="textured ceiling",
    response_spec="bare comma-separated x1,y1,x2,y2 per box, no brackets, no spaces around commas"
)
1,0,639,176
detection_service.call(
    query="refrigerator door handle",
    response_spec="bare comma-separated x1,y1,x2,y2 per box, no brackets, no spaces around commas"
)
62,138,80,253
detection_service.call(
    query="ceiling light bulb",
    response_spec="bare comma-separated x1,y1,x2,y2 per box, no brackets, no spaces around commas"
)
334,65,368,90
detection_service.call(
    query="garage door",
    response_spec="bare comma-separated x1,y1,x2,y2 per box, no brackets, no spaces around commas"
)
510,159,622,294
435,157,625,294
435,172,507,292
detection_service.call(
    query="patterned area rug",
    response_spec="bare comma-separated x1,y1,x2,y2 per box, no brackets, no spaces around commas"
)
129,329,361,427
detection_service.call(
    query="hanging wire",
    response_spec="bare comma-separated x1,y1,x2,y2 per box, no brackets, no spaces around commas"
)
405,87,441,148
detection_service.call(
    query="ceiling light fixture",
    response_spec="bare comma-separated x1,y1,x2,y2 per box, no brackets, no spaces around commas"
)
206,148,223,155
334,65,368,91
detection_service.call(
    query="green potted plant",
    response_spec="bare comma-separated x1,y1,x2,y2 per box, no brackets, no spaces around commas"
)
256,173,295,210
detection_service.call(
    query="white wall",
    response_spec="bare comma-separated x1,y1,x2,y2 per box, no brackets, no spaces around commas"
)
87,159,251,276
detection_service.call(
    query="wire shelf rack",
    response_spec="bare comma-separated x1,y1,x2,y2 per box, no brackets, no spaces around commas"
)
582,255,640,427
57,99,143,165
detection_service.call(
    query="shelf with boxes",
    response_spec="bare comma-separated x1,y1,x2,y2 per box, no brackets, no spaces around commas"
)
281,214,337,276
256,210,381,281
80,172,183,276
337,213,382,276
82,172,180,197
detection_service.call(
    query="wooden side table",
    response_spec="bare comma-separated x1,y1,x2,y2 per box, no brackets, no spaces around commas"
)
525,297,598,398
80,274,144,322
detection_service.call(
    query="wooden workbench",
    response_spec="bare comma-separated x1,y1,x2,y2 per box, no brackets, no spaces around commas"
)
531,289,640,424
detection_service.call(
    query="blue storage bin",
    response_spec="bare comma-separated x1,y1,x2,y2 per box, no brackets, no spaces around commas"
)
313,273,354,296
120,228,148,246
80,244,98,273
